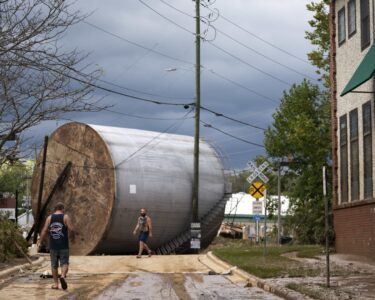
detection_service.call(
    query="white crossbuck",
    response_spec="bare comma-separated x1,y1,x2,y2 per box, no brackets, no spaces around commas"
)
246,161,269,184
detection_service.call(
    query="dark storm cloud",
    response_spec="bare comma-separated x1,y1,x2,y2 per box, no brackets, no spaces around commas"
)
24,0,317,169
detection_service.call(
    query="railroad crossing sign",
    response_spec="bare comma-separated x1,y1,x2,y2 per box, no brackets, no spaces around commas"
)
248,181,266,199
246,160,269,184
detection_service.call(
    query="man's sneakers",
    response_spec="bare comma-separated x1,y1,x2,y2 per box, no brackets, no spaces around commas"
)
60,277,68,290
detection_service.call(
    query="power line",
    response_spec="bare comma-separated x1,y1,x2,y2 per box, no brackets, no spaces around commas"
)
203,68,278,104
15,51,193,107
207,42,292,87
139,0,292,86
201,2,310,64
200,106,266,131
201,120,265,148
89,103,195,121
17,51,274,132
158,0,315,81
95,76,193,101
82,12,278,105
159,0,194,18
53,72,190,106
82,20,193,66
213,28,316,81
137,0,194,35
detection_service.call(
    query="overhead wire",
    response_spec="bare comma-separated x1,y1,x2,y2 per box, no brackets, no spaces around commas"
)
13,51,193,107
201,120,265,148
200,106,266,131
9,4,281,151
82,20,193,66
95,76,193,101
138,0,293,86
158,0,315,81
206,42,292,87
137,0,194,35
81,11,279,104
88,103,195,121
212,28,316,81
201,2,311,65
202,68,278,104
16,51,273,132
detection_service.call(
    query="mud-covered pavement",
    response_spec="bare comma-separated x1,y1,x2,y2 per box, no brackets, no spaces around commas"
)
0,255,282,300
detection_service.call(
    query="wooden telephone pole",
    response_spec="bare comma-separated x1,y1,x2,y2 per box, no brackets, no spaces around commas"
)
192,0,201,223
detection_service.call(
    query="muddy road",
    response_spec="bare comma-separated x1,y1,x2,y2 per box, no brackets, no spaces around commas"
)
0,255,282,299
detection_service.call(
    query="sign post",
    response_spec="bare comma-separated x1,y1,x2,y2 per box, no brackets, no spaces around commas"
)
246,160,269,255
263,189,267,256
253,202,262,243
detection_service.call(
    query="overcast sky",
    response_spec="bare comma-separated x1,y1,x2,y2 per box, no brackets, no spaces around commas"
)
26,0,318,170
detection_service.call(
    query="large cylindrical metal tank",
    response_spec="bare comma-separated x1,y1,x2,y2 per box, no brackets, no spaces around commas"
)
31,122,225,255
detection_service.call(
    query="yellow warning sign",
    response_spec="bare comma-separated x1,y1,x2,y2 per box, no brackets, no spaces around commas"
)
248,181,266,199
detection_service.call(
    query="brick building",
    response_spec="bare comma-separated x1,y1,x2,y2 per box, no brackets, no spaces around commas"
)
0,193,16,220
331,0,375,259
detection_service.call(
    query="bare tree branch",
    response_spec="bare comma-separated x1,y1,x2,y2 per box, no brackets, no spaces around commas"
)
0,0,106,165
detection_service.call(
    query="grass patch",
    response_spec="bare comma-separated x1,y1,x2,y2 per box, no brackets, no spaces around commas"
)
211,237,323,278
297,246,323,259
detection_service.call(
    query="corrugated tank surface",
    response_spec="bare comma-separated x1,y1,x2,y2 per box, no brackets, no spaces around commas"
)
32,122,225,254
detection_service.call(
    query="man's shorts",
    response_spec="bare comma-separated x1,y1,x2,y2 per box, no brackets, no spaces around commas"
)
138,231,149,242
50,249,69,269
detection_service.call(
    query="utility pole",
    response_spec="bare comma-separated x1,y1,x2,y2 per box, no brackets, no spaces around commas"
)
192,0,201,223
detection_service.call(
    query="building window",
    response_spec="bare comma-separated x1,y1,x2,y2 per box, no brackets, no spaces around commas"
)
338,7,346,45
363,101,373,199
348,0,356,37
350,109,359,201
340,115,348,203
360,0,370,50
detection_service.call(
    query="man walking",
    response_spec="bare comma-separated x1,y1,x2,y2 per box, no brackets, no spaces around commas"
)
133,208,152,258
39,202,75,290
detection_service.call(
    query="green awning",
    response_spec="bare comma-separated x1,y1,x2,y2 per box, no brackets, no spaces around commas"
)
341,43,375,96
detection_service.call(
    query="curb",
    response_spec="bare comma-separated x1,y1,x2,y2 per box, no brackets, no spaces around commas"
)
206,251,313,300
0,256,45,279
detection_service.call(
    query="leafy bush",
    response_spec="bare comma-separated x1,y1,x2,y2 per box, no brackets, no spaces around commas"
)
0,215,28,262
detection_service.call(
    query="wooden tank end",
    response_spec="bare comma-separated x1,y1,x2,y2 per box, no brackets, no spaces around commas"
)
31,122,116,255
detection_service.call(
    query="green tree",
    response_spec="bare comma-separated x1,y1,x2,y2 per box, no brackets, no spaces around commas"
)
0,161,33,210
264,80,331,243
305,0,330,87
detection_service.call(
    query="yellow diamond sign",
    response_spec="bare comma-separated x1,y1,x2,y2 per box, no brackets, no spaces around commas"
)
248,181,266,199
